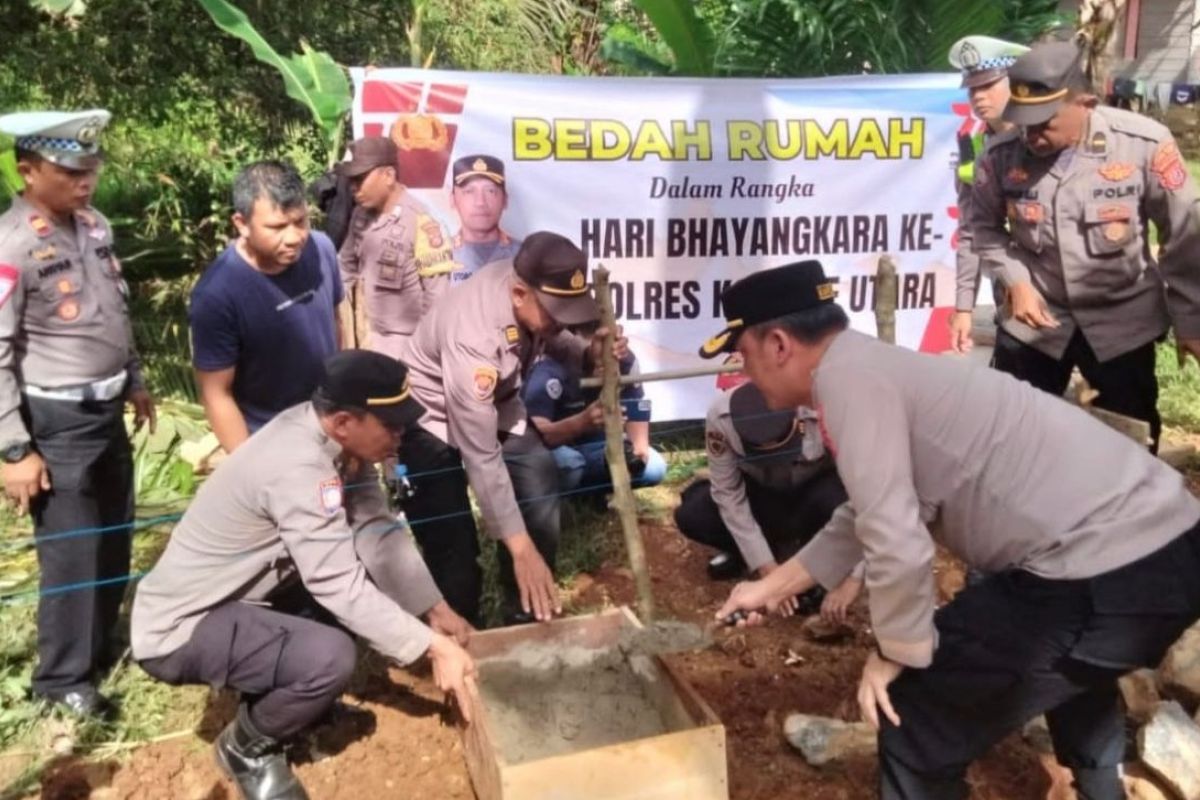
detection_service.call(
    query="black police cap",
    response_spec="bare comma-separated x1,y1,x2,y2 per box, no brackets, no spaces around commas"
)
513,232,599,326
1003,41,1088,127
318,350,424,430
699,260,836,359
453,154,506,186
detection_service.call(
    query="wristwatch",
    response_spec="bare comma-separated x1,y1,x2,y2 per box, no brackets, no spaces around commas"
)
2,441,32,464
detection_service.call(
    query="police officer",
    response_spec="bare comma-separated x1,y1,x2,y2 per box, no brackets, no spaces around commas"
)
675,383,848,603
710,260,1200,800
398,232,623,626
970,41,1200,451
338,136,455,359
448,155,522,286
132,350,474,800
946,35,1028,353
0,109,156,717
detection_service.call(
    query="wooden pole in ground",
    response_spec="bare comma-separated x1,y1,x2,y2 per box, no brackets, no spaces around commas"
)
579,362,741,389
593,266,655,622
875,255,898,344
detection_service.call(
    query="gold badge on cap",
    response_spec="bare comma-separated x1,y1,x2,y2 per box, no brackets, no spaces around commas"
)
76,117,103,146
472,157,488,172
1014,83,1030,98
816,282,835,301
569,269,585,290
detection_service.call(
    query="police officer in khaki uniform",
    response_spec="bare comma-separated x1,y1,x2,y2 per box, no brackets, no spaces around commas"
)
0,110,155,717
448,155,522,286
132,350,474,800
970,41,1200,450
946,35,1028,353
399,232,623,626
338,136,455,359
710,260,1200,800
676,383,846,587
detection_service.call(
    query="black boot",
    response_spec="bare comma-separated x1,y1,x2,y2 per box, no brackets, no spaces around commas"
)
214,704,310,800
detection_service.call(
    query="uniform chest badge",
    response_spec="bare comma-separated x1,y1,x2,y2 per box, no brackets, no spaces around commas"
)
504,325,520,345
706,429,727,457
473,366,498,401
1018,202,1044,224
1005,166,1029,185
1152,141,1188,192
1096,204,1131,222
28,214,52,238
30,245,56,262
57,298,80,321
0,265,18,310
1098,162,1136,182
318,478,344,515
56,278,78,296
1103,221,1130,243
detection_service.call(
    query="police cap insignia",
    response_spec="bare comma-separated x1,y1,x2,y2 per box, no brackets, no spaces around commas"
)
472,157,488,172
569,269,585,290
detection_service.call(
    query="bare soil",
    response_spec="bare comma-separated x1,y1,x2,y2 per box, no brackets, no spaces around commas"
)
36,517,1077,800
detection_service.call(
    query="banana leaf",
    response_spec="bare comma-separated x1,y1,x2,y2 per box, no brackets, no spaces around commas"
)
195,0,351,165
631,0,716,76
27,0,86,16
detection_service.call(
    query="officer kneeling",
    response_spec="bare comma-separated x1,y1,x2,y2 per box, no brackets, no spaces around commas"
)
132,351,475,800
711,260,1200,800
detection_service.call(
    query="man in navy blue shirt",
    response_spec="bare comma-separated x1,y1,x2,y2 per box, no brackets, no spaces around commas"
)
522,348,665,495
190,161,344,452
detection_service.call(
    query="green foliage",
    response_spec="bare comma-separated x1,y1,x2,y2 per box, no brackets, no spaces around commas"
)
631,0,715,76
129,402,210,508
1158,339,1200,432
195,0,352,166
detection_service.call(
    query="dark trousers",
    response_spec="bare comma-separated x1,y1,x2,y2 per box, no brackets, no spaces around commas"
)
397,424,561,625
879,520,1200,799
673,470,848,566
25,395,133,696
139,598,357,740
992,327,1161,451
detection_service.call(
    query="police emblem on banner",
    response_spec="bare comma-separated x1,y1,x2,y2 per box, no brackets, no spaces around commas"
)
319,478,344,515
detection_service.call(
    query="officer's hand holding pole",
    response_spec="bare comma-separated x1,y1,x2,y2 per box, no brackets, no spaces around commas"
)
2,452,51,515
427,632,478,724
129,387,157,433
588,325,629,372
857,649,904,731
506,531,561,621
1008,282,1059,329
948,311,974,354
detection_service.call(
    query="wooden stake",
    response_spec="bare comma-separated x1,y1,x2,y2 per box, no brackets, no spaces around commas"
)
874,255,898,344
579,362,741,389
593,266,655,621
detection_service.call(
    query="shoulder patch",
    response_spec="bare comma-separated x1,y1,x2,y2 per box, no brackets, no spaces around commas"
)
0,265,18,309
545,377,563,400
706,429,727,457
472,366,498,401
319,477,344,515
1152,141,1188,192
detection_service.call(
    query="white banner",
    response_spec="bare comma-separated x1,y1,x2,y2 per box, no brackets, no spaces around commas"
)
351,68,975,420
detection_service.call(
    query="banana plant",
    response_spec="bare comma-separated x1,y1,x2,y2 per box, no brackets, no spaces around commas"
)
195,0,351,167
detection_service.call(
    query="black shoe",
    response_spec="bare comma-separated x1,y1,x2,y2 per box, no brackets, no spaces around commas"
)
35,687,117,722
707,552,746,581
215,704,309,800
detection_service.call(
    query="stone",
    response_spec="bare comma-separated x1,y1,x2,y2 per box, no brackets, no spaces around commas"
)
1120,669,1163,724
1123,763,1174,800
1138,700,1200,800
1159,622,1200,708
783,713,876,766
801,616,853,644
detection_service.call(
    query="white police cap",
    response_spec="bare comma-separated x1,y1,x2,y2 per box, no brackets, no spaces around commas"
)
0,109,110,169
948,36,1030,89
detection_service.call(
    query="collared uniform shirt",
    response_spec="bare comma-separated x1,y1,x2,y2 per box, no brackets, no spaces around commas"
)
131,403,440,665
969,106,1200,360
399,260,587,537
449,230,522,287
0,194,141,445
955,128,992,312
798,330,1200,668
339,194,454,337
704,391,834,572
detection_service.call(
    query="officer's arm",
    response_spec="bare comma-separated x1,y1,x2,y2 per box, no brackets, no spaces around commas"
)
337,208,364,292
195,367,249,453
0,261,30,446
344,460,443,616
969,154,1035,288
444,344,525,537
955,180,984,312
705,411,775,573
1143,136,1200,339
271,460,432,664
802,366,935,669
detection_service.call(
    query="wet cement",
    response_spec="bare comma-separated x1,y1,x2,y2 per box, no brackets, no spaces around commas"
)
478,641,672,764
